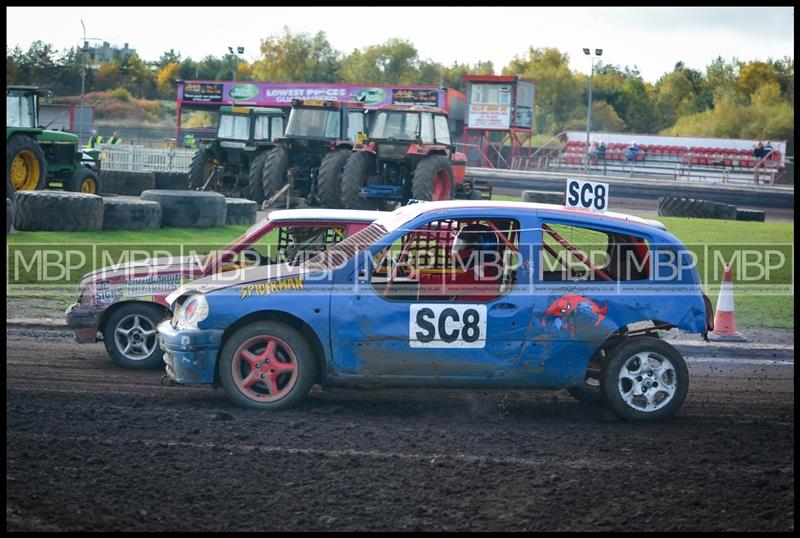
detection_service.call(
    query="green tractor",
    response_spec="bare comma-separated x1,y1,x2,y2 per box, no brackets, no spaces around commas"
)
188,105,286,204
6,85,101,197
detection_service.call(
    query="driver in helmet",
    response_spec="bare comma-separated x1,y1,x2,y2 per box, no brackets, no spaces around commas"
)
284,226,328,265
417,222,503,301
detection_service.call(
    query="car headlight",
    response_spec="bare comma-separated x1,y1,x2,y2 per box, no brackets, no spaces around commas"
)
173,293,209,330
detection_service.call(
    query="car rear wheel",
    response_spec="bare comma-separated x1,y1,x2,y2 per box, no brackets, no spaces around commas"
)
601,336,688,421
219,321,316,410
103,303,168,369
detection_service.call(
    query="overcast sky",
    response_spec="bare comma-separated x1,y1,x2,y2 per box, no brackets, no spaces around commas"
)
6,6,795,83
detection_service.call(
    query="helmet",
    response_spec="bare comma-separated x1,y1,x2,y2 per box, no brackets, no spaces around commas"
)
452,223,500,266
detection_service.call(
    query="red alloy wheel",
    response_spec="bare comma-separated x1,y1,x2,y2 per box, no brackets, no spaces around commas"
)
231,335,298,402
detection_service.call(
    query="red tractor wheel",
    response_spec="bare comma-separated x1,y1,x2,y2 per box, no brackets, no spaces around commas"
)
412,154,454,202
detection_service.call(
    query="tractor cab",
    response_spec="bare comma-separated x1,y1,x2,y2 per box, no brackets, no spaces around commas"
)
7,86,44,132
282,99,367,148
215,105,285,149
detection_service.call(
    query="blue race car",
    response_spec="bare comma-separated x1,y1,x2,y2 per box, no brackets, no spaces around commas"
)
158,200,714,421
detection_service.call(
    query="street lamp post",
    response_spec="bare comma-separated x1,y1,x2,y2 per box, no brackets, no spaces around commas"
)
583,47,603,171
80,20,87,144
229,46,244,84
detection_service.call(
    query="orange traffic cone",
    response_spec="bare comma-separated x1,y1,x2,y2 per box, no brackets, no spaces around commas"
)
708,264,747,342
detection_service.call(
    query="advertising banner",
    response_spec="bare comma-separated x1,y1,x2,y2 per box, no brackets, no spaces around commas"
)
179,82,445,108
468,103,511,129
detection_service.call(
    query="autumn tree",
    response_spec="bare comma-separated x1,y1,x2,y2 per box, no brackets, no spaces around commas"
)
155,62,181,99
340,38,420,84
503,47,582,133
95,60,122,91
253,27,339,82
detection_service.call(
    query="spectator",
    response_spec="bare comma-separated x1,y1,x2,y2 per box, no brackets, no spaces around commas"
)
108,131,123,145
597,141,606,161
753,141,765,159
625,141,639,162
597,141,607,175
183,132,197,149
87,129,103,148
763,140,774,158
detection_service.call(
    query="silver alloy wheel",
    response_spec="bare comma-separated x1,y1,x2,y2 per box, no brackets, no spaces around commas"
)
617,351,677,412
113,313,158,362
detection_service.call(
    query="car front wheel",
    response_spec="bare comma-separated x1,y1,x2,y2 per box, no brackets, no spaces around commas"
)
103,303,167,369
601,336,688,421
219,321,316,410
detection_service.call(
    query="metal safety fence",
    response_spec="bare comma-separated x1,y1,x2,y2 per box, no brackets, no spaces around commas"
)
97,144,195,173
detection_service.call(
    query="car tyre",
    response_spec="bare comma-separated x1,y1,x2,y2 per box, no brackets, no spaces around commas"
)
103,303,168,369
601,336,688,421
567,382,604,404
219,321,316,410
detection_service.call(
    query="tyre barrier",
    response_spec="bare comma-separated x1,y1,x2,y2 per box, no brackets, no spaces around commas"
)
522,190,565,205
225,198,258,225
154,172,190,191
735,208,766,222
99,170,156,196
6,198,12,234
102,195,163,230
657,196,738,220
13,190,104,232
140,189,227,228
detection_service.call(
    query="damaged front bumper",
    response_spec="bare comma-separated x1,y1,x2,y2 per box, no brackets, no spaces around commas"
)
158,320,224,385
65,303,103,343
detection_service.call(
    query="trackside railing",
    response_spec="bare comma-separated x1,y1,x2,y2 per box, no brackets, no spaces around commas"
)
96,144,195,173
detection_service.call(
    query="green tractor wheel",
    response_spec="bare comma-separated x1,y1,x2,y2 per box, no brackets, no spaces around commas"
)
7,135,47,196
65,167,100,194
188,149,219,190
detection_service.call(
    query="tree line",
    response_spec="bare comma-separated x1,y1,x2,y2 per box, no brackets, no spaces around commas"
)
6,27,794,149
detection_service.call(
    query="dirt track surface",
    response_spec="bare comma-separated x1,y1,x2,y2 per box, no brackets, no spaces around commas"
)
6,338,794,532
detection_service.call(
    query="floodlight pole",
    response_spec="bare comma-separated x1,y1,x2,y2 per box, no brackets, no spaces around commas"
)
80,20,87,143
583,47,602,171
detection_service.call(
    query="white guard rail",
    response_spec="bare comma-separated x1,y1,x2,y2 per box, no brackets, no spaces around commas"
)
97,144,195,173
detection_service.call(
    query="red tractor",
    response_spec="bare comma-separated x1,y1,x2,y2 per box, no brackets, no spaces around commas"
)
340,104,491,210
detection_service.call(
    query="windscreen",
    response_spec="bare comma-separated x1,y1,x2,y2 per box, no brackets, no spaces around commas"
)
286,108,340,138
217,114,250,140
370,111,420,141
7,94,36,128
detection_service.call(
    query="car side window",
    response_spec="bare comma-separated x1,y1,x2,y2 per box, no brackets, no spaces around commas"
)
539,222,650,282
370,217,521,302
233,226,346,268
